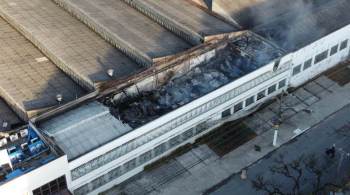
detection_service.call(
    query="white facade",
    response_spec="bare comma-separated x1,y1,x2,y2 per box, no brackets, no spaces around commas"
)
4,25,346,195
0,155,70,195
290,24,350,87
68,24,350,195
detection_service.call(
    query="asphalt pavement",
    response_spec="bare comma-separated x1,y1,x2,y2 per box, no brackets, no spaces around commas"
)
208,104,350,195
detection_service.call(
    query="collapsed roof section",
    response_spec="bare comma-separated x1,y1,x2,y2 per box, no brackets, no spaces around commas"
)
106,32,283,128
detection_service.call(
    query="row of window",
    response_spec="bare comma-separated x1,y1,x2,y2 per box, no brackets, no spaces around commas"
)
292,39,348,76
33,176,67,195
74,122,210,195
71,67,289,180
222,79,287,117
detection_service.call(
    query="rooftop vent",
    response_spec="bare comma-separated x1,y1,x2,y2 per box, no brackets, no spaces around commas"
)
107,69,115,77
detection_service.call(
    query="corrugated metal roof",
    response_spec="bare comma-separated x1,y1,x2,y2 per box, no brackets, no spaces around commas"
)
0,18,86,120
0,0,143,90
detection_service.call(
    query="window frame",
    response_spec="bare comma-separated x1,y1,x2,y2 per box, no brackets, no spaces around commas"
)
268,84,277,95
303,58,312,70
314,50,329,64
278,79,287,89
245,96,255,107
257,90,266,101
340,39,348,50
292,64,302,76
330,44,338,56
234,102,243,113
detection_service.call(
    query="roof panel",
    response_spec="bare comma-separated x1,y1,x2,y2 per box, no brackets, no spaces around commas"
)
0,0,142,90
39,102,133,160
0,18,86,120
55,0,192,60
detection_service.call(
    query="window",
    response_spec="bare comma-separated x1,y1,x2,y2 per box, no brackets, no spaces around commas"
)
234,102,243,113
340,40,348,50
330,45,338,56
268,84,277,94
292,64,302,76
222,109,231,118
245,96,255,107
257,90,266,100
314,50,328,64
278,79,287,89
303,59,312,70
33,175,67,195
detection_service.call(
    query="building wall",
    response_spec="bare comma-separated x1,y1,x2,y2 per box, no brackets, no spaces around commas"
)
0,155,70,195
70,55,292,194
64,25,349,194
25,25,349,194
290,24,350,87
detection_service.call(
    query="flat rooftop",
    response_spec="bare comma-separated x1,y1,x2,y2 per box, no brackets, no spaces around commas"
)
107,32,283,128
132,0,237,37
0,0,143,90
38,102,132,161
0,99,21,130
55,0,192,61
0,18,86,120
0,127,58,185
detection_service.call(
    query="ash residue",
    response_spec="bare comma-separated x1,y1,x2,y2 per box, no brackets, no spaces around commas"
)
105,35,282,128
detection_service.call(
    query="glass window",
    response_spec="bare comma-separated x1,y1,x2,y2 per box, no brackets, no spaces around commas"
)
303,59,312,70
139,151,152,164
124,158,136,172
257,90,266,100
268,84,277,95
221,109,231,118
154,143,166,157
245,96,255,107
169,135,181,147
292,64,302,76
314,50,328,64
234,102,243,113
182,128,194,140
330,45,338,56
340,40,348,50
278,79,287,89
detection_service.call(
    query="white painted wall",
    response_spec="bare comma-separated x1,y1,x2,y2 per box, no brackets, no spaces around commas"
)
290,25,350,86
70,57,291,190
0,155,70,195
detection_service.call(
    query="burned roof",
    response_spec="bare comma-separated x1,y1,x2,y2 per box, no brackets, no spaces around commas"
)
107,32,283,128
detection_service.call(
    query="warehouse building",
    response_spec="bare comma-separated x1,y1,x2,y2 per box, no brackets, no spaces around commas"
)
0,0,349,195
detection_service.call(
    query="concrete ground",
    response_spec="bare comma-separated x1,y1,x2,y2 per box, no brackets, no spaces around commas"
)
208,101,350,195
102,64,350,195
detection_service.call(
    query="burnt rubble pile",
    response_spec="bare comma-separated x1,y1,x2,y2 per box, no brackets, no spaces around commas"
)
106,35,282,128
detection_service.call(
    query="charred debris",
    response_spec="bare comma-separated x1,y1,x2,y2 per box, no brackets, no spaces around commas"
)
102,33,283,128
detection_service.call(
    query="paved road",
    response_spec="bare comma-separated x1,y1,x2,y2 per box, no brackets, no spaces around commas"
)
208,104,350,195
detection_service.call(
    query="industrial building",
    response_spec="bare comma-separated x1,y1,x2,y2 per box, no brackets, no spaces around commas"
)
0,0,348,195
